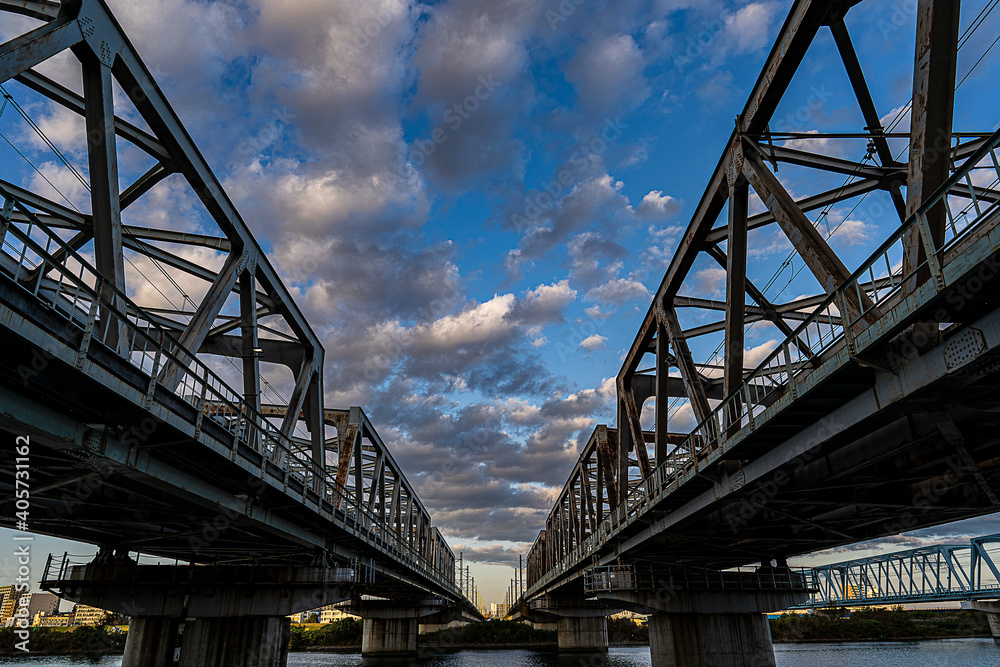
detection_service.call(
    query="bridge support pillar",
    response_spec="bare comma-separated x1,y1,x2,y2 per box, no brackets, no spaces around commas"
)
179,616,291,667
121,617,179,667
970,601,1000,644
648,613,774,667
362,617,418,655
557,616,608,652
122,615,291,667
45,560,353,667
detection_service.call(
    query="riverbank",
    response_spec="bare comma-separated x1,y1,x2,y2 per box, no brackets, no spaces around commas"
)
770,608,991,642
2,610,990,655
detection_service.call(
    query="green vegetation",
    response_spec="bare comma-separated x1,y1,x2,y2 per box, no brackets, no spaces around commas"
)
769,606,991,642
289,618,363,650
607,617,648,644
0,626,127,654
419,620,556,648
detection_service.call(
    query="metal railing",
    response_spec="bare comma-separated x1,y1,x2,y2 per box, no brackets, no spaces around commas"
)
582,564,815,595
0,189,463,600
523,126,1000,601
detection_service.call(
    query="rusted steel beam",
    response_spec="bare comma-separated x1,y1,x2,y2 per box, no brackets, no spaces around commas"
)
15,69,169,161
81,54,127,354
0,16,82,84
658,305,712,426
619,0,848,381
724,158,749,427
240,270,261,415
704,178,884,244
620,380,652,479
741,145,876,325
655,320,670,467
904,0,961,295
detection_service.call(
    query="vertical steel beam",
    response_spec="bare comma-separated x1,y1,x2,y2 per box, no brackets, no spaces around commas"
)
239,270,261,414
903,0,961,294
655,323,670,467
304,370,325,479
724,166,749,431
658,305,712,428
81,55,126,353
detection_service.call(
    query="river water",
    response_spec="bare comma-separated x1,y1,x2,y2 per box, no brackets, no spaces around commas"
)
2,640,998,666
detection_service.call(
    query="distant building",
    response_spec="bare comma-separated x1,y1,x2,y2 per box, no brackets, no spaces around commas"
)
72,604,108,626
319,605,358,623
27,593,59,621
34,611,73,627
0,585,18,625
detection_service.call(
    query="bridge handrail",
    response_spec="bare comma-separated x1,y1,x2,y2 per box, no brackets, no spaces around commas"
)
526,125,1000,597
0,188,462,598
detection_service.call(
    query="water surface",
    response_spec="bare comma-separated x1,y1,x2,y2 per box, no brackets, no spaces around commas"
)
3,640,998,666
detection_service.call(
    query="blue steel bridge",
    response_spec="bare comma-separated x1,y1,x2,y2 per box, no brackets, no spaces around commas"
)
792,533,1000,609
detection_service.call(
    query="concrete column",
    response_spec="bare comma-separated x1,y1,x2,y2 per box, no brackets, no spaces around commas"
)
557,616,608,652
648,613,775,667
179,617,290,667
532,621,558,631
969,601,1000,644
122,617,179,667
362,617,418,655
984,612,1000,644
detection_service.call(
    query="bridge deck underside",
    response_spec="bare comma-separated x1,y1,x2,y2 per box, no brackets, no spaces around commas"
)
0,269,441,602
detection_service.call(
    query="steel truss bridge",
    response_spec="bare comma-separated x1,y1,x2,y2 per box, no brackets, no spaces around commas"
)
793,534,1000,609
0,0,478,614
520,0,1000,614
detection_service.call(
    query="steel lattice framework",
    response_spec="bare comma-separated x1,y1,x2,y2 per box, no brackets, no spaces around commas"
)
522,0,1000,605
795,534,1000,607
0,0,466,604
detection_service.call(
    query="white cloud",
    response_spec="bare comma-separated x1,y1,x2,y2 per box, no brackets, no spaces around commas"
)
587,277,651,304
635,190,683,220
579,333,607,351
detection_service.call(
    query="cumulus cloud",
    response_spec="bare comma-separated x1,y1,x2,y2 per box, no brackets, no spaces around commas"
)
636,190,683,220
579,333,607,351
564,33,650,115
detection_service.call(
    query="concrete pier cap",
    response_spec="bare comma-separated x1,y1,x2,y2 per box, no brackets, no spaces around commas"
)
45,561,357,667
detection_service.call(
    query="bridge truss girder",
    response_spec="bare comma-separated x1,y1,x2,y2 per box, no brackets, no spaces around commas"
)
0,0,325,461
527,0,1000,601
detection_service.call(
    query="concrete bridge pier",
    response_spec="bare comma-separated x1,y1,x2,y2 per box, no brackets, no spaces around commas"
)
647,613,774,667
43,559,355,667
362,616,419,655
344,598,467,656
557,615,609,652
970,601,1000,644
595,571,809,667
516,602,610,653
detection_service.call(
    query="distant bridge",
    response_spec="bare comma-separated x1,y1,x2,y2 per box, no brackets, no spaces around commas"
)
793,534,1000,608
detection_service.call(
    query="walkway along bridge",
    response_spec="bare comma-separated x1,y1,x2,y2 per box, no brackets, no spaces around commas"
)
0,1,479,665
513,1,1000,666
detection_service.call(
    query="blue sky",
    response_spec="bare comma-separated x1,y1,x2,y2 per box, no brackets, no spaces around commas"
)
2,0,1000,604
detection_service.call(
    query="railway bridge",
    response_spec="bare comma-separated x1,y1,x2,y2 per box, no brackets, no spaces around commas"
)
513,1,1000,665
0,2,479,665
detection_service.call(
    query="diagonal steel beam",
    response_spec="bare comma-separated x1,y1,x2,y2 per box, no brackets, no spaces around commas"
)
0,16,82,84
741,144,876,325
